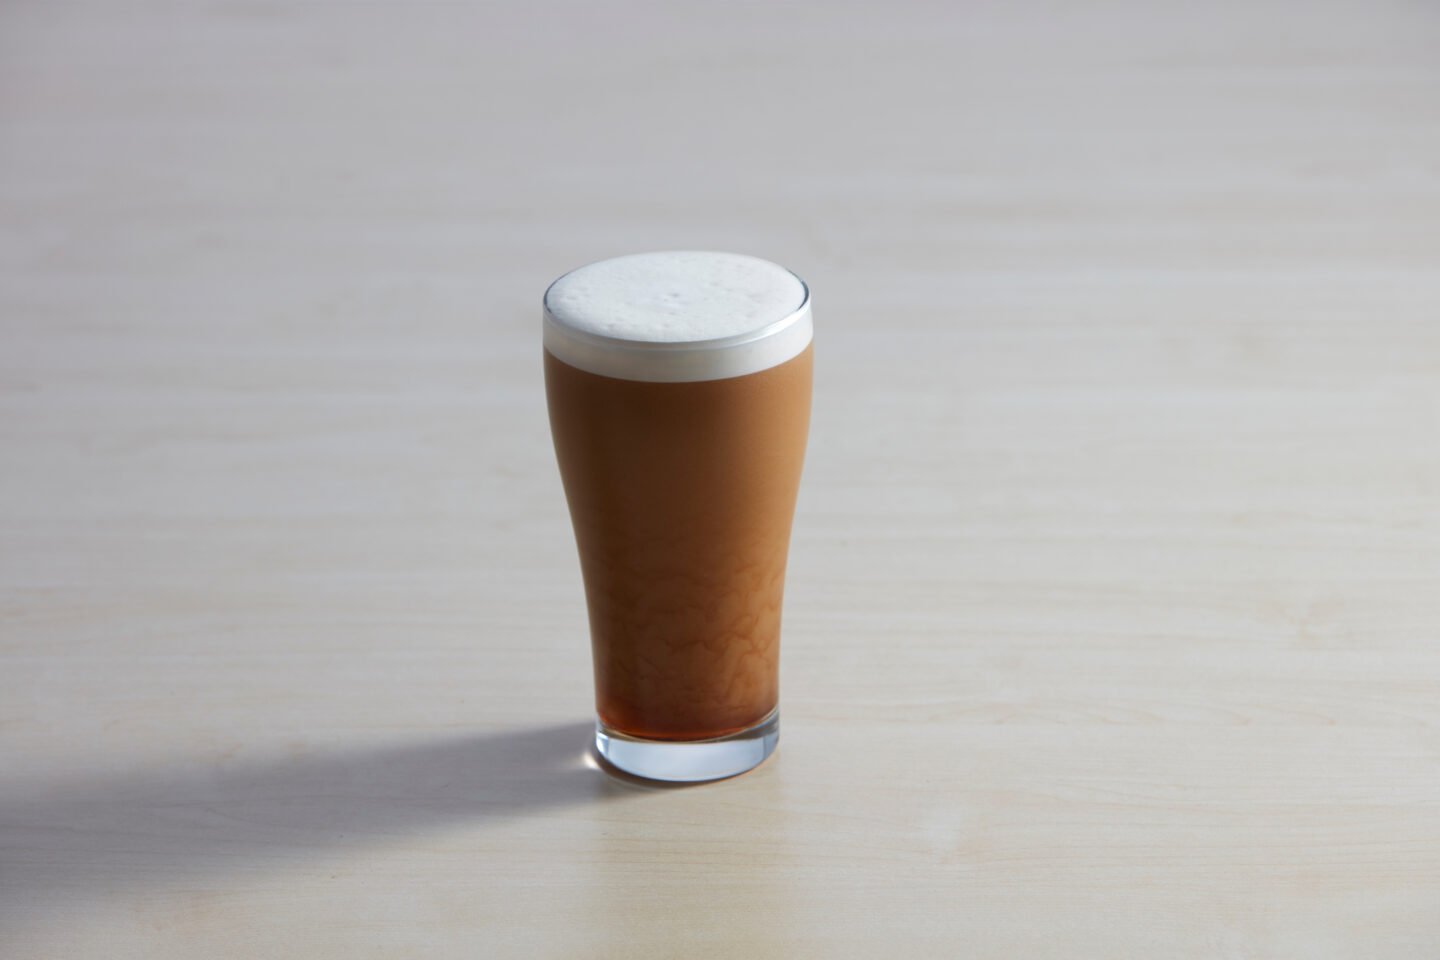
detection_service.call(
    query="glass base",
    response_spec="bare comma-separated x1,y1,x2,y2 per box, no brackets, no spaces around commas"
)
594,709,779,783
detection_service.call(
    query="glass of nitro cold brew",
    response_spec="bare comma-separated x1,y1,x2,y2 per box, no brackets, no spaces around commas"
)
544,252,812,781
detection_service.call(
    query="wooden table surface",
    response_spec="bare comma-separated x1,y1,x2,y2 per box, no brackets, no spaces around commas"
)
4,2,1439,956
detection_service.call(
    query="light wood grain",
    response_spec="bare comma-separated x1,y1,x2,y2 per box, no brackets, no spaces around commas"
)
3,1,1440,956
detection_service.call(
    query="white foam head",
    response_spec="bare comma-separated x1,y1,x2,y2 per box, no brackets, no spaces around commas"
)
543,251,812,382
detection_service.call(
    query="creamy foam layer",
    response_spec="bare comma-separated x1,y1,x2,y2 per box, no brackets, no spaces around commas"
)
543,251,811,382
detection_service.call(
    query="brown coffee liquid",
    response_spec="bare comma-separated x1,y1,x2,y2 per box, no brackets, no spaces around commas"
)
545,346,812,741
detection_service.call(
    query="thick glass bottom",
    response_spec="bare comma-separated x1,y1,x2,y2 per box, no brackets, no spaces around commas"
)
594,709,779,783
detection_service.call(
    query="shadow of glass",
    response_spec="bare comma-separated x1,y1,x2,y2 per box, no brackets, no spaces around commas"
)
0,721,642,924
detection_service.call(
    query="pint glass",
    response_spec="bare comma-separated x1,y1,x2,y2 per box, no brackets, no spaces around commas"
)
543,251,812,781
